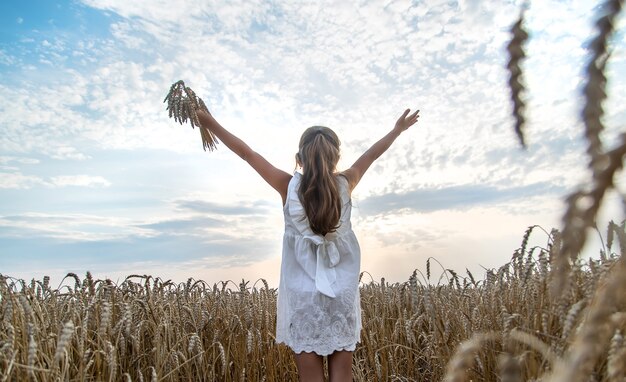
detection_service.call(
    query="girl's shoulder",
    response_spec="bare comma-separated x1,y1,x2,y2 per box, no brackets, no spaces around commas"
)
335,170,355,192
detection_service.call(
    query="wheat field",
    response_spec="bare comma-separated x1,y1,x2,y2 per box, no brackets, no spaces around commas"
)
1,223,625,381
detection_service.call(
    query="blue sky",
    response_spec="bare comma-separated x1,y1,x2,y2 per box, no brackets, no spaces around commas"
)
1,0,624,286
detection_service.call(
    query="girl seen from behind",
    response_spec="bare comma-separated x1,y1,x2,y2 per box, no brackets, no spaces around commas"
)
197,107,419,382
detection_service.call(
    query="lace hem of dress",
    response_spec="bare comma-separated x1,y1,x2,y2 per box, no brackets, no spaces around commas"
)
277,340,358,356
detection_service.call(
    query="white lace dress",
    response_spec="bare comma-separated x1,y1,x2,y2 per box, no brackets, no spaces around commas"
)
275,172,362,355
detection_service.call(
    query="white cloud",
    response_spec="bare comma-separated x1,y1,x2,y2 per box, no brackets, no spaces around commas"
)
0,156,40,166
0,212,147,241
49,175,111,188
47,146,90,161
0,172,47,189
0,172,111,190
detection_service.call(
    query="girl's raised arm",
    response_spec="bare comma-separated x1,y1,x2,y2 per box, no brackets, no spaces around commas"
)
197,110,292,204
342,108,419,191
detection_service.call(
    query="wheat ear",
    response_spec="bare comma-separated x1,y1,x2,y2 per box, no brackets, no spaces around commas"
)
506,10,529,148
54,321,75,363
582,0,623,171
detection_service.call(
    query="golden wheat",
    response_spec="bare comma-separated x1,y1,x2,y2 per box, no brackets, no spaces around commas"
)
0,224,624,381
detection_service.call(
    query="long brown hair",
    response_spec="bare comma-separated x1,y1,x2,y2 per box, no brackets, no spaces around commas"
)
296,126,341,236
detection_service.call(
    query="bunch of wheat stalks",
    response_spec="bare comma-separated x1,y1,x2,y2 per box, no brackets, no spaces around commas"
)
164,80,218,151
0,224,625,381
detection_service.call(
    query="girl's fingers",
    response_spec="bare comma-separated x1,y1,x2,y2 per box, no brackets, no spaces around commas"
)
398,108,419,128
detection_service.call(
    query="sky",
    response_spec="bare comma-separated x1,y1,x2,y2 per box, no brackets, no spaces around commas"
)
0,0,624,287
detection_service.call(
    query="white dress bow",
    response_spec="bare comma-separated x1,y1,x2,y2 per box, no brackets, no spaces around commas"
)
303,235,340,298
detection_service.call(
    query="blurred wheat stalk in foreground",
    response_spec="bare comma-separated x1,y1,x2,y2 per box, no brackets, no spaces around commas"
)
1,223,625,381
467,0,626,381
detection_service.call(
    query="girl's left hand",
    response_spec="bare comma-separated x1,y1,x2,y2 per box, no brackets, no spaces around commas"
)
394,108,420,132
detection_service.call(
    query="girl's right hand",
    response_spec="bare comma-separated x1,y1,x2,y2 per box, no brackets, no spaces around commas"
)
394,108,420,132
197,109,213,122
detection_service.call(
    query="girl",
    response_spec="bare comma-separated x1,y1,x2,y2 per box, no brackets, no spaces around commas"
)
197,108,419,382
